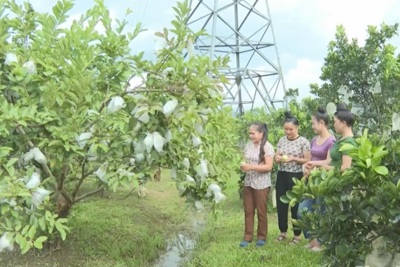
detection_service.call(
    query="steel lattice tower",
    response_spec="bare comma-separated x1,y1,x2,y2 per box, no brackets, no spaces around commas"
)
187,0,287,114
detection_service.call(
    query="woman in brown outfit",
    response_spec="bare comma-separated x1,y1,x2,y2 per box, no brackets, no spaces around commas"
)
239,122,275,247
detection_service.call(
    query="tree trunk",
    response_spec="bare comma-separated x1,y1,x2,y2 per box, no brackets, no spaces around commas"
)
56,194,72,218
153,167,161,182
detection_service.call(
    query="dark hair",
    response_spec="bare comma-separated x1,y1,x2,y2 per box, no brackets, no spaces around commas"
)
314,106,329,125
334,103,354,127
283,111,299,126
250,122,269,163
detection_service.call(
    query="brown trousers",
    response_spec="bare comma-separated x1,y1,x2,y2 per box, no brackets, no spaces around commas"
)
243,186,269,242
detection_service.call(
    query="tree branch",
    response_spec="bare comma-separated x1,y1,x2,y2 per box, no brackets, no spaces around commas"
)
60,189,72,206
368,91,381,125
72,158,95,201
74,187,104,203
57,164,70,190
57,164,72,205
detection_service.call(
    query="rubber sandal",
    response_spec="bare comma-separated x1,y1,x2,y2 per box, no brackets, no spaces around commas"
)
311,246,322,252
239,240,250,247
275,235,286,242
289,238,301,245
256,240,266,247
304,243,313,249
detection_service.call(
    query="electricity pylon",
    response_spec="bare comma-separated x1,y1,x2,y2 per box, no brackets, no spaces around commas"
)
187,0,287,114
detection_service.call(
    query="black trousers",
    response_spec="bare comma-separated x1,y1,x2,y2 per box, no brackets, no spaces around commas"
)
276,171,303,236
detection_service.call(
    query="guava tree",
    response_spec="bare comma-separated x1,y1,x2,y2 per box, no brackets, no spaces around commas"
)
310,23,400,135
0,0,240,254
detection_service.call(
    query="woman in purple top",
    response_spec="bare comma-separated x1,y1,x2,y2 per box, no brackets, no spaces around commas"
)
298,107,335,252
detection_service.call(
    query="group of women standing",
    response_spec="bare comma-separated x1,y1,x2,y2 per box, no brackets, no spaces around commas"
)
239,103,356,250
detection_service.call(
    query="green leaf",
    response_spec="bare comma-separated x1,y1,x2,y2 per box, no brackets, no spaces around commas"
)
33,236,48,249
38,217,46,231
288,197,298,207
372,145,388,159
20,240,31,255
366,158,371,168
154,32,164,38
6,158,19,168
55,222,67,240
57,218,68,224
21,225,30,235
339,143,355,152
286,190,297,199
1,204,10,214
336,214,351,221
15,233,24,244
374,166,388,175
0,147,13,158
15,223,22,231
48,140,62,147
45,210,52,221
28,225,37,239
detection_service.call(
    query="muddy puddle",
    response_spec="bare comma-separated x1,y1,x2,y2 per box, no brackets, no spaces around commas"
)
154,211,206,267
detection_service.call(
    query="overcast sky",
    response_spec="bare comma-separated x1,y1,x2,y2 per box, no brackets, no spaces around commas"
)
27,0,400,105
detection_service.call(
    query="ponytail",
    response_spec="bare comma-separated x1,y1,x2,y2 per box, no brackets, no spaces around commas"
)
249,122,269,163
258,123,268,163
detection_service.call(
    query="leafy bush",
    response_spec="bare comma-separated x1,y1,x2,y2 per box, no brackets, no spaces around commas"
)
283,131,400,266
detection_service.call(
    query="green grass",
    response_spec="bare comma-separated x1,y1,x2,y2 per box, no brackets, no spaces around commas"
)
1,178,188,267
1,173,322,267
184,178,322,267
